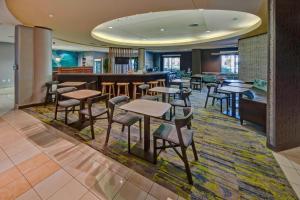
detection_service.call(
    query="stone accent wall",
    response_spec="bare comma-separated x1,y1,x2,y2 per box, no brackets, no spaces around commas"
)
238,34,268,81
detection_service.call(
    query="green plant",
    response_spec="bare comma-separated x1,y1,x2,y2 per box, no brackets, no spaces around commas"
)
103,58,109,73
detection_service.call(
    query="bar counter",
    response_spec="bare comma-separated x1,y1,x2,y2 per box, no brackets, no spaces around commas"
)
56,72,170,97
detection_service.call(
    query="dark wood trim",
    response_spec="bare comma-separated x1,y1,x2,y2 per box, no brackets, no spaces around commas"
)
238,32,268,41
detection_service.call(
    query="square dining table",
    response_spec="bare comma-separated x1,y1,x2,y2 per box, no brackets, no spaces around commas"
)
229,83,253,89
218,86,250,118
58,81,87,88
62,89,101,125
120,99,171,163
149,87,180,102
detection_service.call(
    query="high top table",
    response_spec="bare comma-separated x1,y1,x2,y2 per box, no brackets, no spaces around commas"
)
218,86,250,118
120,99,171,163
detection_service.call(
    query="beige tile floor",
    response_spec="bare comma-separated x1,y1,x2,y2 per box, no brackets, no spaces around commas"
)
0,110,179,200
0,87,14,116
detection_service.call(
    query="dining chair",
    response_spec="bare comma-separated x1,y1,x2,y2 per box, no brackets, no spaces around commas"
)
105,96,142,153
44,81,59,105
170,88,192,118
79,94,109,139
153,107,198,184
85,81,97,90
54,87,81,124
204,83,229,113
138,84,159,101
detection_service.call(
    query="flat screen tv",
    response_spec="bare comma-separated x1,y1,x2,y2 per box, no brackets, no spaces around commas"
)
115,57,129,64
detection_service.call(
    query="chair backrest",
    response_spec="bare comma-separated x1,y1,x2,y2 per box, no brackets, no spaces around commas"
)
180,88,192,106
86,81,97,90
56,87,77,94
138,84,149,96
46,81,59,92
175,108,193,146
206,83,219,94
108,96,130,117
87,94,109,115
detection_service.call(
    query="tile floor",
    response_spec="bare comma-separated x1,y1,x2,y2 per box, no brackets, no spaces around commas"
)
0,87,14,116
0,110,179,200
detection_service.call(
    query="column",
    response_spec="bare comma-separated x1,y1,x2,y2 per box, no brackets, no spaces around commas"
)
192,49,202,74
138,48,145,71
15,25,52,107
267,0,300,151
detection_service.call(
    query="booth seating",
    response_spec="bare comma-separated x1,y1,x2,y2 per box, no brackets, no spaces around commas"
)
101,82,115,99
240,80,267,132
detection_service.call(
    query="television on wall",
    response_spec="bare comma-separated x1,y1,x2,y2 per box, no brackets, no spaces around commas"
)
115,57,129,64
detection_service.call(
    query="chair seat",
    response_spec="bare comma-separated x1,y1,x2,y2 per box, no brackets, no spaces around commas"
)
80,107,108,117
153,123,193,147
141,95,159,101
209,93,228,99
113,112,142,126
58,99,80,107
171,99,190,107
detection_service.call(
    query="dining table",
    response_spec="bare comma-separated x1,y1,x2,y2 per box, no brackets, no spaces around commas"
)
119,99,171,163
61,89,101,126
149,87,180,103
170,79,190,89
229,83,253,89
223,79,245,84
218,86,250,118
58,81,87,89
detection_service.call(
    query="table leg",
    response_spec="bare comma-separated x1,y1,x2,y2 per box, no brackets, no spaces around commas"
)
231,93,236,118
79,100,85,124
162,93,166,103
144,115,150,151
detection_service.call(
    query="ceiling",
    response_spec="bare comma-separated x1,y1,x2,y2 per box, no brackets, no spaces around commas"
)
5,0,268,50
92,9,261,47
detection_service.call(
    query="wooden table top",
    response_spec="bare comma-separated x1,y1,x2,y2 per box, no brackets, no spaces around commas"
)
223,79,244,84
149,87,180,94
229,83,253,89
58,82,87,87
218,86,250,93
62,89,101,100
171,79,190,83
120,99,171,117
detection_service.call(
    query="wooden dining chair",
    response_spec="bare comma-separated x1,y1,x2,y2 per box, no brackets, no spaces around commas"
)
138,84,159,101
153,108,198,184
170,88,192,118
105,96,142,153
79,94,109,139
204,83,229,113
44,81,59,105
54,87,81,124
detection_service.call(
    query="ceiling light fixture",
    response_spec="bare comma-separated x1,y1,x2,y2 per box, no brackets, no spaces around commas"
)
48,14,54,18
160,28,165,32
108,26,113,29
206,30,211,33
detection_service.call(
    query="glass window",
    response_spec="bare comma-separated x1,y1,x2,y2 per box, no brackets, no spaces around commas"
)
221,55,239,74
163,57,180,71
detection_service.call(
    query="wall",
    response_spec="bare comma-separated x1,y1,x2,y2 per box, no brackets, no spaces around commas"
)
145,51,153,70
153,51,192,71
200,47,238,73
78,51,107,66
239,34,268,81
52,50,79,67
0,42,14,88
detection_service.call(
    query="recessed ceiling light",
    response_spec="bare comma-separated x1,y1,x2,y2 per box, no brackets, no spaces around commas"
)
48,14,54,18
160,28,165,32
206,30,211,33
108,26,113,29
233,17,238,21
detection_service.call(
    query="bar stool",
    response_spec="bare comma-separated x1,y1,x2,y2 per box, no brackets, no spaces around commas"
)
101,82,115,99
157,79,166,87
117,82,130,96
148,81,159,96
132,82,144,99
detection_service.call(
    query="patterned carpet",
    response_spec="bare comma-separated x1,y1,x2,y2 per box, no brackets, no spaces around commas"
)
24,90,297,200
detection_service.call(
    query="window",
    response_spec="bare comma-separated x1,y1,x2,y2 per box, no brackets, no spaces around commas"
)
163,57,180,71
221,55,239,74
